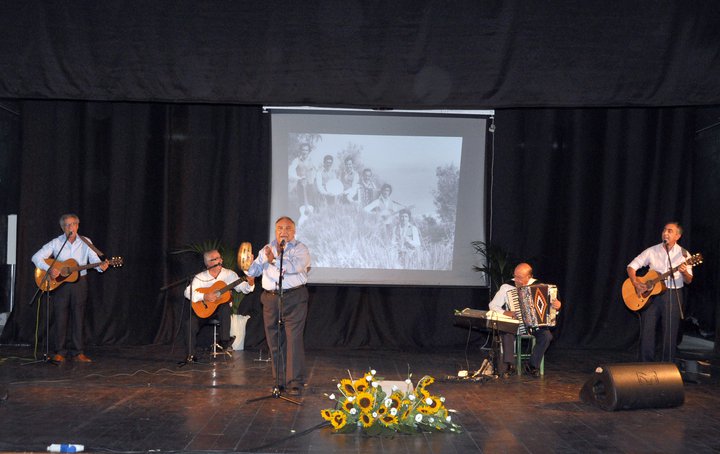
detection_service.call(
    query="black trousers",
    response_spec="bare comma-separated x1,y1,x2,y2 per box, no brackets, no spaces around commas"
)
51,277,88,356
187,303,231,356
640,289,682,362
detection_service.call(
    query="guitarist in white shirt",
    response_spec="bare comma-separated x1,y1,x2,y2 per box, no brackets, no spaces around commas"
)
626,222,693,362
183,249,254,362
31,213,109,363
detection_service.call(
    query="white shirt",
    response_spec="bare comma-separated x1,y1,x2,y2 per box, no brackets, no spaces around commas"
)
184,267,254,303
32,234,104,276
627,243,692,288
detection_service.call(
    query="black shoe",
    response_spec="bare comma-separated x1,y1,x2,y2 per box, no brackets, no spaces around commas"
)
524,364,540,377
502,363,516,378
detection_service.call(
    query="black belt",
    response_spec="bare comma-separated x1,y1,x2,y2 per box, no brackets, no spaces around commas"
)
264,285,305,295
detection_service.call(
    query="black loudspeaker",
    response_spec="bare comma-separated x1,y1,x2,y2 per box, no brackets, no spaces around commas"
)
580,362,684,411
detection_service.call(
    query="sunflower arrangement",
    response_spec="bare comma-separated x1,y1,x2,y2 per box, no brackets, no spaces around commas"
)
320,369,462,436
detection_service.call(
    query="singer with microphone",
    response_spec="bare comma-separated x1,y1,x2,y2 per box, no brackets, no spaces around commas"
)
31,214,109,363
627,222,694,362
245,216,311,397
183,249,254,362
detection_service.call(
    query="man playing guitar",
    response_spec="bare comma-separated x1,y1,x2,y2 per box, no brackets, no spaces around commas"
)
626,222,694,363
31,213,109,363
183,249,254,362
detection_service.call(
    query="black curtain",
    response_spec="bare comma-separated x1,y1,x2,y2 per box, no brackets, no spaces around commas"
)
491,108,695,349
3,102,271,348
1,3,719,108
1,101,702,354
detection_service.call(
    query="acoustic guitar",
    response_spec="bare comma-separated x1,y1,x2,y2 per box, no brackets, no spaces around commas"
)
621,253,703,311
192,278,245,318
35,257,124,291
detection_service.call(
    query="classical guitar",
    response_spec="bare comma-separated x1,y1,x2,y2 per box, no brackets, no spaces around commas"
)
621,253,703,311
192,278,245,318
34,257,124,291
298,182,314,227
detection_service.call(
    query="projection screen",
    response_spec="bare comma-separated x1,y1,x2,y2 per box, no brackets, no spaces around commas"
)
268,108,491,287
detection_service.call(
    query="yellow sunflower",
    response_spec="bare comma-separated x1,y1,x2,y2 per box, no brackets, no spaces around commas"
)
354,377,370,393
379,414,399,426
359,412,374,428
418,405,433,415
425,395,442,412
320,409,333,421
339,378,356,396
389,392,403,408
342,399,355,412
417,395,443,415
356,391,375,413
331,410,348,430
376,405,388,416
416,387,430,400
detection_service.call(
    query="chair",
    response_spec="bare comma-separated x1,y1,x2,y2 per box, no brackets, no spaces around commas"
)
515,334,544,376
208,319,232,359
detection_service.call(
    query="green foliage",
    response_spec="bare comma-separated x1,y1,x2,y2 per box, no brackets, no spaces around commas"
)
471,240,514,294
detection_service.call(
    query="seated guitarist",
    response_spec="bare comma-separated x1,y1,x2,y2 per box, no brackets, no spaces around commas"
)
627,222,693,363
31,213,109,363
183,249,254,362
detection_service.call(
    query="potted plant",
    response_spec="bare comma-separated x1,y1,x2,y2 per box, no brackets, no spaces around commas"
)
471,240,515,295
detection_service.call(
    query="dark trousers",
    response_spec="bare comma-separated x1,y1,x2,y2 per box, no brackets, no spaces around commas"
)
501,328,553,369
261,287,308,387
51,277,88,356
640,289,682,362
187,302,231,356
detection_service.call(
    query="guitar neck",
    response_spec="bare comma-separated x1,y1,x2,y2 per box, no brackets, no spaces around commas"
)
655,261,686,282
215,278,244,295
68,262,105,273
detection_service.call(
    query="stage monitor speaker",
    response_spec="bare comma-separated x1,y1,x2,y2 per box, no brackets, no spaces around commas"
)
580,362,684,411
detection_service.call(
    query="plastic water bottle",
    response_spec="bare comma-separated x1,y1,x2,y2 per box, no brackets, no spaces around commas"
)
46,444,84,453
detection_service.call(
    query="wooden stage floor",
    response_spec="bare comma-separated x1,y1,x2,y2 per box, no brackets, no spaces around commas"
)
0,341,719,453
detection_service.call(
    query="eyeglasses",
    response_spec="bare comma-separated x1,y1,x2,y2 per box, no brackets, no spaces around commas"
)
63,222,78,228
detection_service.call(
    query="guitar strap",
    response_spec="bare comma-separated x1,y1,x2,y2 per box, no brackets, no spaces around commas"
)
80,235,105,260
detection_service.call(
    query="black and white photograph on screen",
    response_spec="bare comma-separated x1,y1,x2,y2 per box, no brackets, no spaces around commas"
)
287,132,462,271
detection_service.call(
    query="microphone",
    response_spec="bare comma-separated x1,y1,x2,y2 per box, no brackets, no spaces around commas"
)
279,239,286,251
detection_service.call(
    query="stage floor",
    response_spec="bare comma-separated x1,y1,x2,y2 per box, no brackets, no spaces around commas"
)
0,342,718,453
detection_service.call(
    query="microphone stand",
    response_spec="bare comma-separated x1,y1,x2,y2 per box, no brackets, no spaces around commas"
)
663,243,683,362
161,264,221,367
25,233,71,365
247,241,300,405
